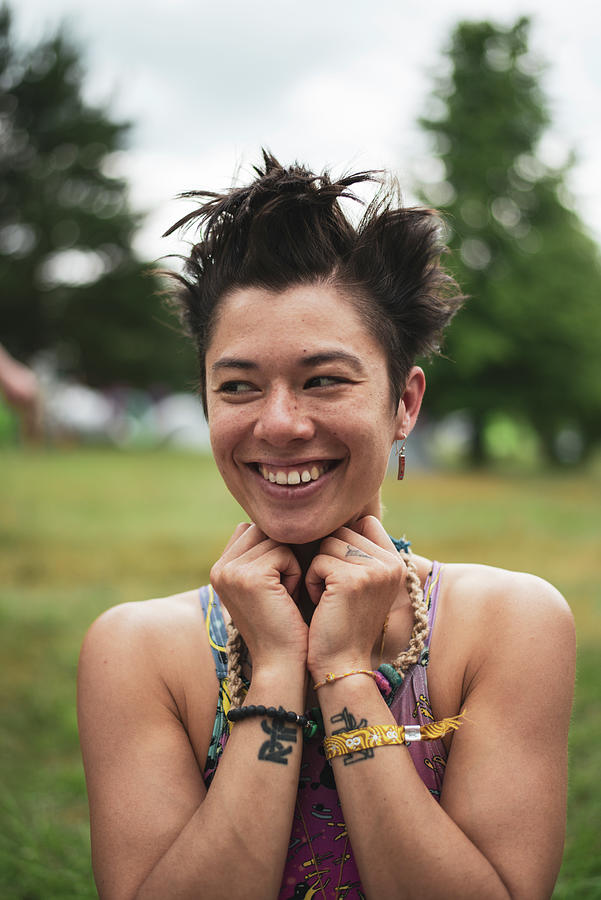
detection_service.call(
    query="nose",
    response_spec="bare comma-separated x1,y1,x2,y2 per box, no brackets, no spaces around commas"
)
253,385,315,445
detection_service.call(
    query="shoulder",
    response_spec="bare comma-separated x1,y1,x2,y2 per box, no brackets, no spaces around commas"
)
78,588,216,718
436,562,575,695
442,561,574,636
428,562,575,711
81,588,203,662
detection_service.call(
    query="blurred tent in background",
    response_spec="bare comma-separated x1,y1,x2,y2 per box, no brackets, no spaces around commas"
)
417,18,601,464
0,345,210,448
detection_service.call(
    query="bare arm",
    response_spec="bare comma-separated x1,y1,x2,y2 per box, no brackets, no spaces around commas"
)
78,526,309,900
307,520,576,899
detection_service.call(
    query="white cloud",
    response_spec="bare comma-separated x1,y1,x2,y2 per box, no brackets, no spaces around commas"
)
10,0,601,254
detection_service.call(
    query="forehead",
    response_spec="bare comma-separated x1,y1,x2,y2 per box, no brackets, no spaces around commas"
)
208,283,383,363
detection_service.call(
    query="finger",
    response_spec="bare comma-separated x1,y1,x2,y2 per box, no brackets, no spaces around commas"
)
338,517,398,554
220,523,270,562
319,535,375,564
305,553,347,605
277,548,302,600
305,570,323,607
252,544,302,601
221,522,252,554
235,536,284,566
305,553,327,606
326,529,390,562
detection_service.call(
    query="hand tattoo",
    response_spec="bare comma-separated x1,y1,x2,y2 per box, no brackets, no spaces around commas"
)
345,544,372,559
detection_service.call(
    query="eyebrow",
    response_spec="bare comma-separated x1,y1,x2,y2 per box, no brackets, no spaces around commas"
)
299,352,366,373
211,357,257,373
210,351,367,375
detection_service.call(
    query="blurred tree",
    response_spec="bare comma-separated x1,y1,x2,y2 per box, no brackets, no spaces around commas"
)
0,5,194,389
419,17,601,463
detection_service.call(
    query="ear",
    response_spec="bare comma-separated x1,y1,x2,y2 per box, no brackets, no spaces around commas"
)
394,366,426,439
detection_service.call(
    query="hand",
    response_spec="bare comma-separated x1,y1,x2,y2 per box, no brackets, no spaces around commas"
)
305,516,408,678
210,524,308,671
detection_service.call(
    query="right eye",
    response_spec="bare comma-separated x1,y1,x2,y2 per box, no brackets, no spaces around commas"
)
219,381,256,395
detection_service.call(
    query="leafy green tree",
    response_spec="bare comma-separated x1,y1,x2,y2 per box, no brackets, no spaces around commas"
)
419,17,601,462
0,5,194,388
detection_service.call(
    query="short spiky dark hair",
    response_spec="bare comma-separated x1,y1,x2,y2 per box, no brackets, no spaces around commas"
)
165,150,464,414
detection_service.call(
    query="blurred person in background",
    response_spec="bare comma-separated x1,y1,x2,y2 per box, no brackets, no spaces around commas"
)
78,152,575,900
0,343,41,443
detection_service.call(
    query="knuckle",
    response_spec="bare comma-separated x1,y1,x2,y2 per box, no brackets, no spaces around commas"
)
237,567,257,594
389,554,404,576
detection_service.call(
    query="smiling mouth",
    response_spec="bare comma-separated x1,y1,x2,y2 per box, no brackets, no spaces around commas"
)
255,460,338,486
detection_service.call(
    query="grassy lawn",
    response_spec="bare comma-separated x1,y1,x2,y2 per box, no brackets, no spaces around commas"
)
1,448,599,898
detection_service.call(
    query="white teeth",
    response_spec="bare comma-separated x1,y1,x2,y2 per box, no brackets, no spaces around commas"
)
258,462,330,484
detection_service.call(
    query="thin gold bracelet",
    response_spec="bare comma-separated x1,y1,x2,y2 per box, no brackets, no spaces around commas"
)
313,669,376,691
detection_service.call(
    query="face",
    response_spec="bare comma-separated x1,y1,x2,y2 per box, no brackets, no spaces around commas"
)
205,283,409,545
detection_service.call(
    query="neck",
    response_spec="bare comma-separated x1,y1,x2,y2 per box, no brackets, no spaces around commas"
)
290,540,321,624
291,540,321,573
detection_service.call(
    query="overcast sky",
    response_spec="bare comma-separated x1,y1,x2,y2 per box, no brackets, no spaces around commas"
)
12,0,601,261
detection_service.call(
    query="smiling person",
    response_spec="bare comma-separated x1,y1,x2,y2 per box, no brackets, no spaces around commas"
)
77,152,575,900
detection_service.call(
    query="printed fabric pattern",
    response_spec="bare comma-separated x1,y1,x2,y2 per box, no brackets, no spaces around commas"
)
199,559,446,899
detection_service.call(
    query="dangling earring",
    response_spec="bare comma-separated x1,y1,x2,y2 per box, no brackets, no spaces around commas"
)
396,433,407,481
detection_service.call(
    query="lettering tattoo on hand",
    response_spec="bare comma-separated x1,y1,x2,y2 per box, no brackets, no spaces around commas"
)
331,707,374,765
258,715,298,765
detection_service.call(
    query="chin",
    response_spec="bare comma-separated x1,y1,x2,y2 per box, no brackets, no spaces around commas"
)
250,505,377,546
253,515,340,546
261,524,328,546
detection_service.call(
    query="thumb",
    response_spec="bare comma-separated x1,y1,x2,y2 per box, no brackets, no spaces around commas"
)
305,554,331,606
279,547,302,600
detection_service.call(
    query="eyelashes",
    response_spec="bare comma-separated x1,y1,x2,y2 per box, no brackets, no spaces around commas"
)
305,375,350,388
219,381,255,394
217,375,352,395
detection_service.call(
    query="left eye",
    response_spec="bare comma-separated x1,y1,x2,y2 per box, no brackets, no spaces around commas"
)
306,375,345,388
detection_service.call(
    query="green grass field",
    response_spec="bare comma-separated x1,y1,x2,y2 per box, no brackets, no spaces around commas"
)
1,448,600,898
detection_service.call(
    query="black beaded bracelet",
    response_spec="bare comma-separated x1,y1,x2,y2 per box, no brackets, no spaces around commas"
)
227,704,318,738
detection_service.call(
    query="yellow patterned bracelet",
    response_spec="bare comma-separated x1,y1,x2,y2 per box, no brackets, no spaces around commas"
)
323,710,467,760
313,669,376,691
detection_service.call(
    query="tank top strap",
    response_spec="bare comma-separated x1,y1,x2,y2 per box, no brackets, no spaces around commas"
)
198,584,228,680
422,560,443,652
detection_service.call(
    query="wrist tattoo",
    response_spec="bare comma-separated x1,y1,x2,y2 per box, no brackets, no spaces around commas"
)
258,717,297,765
345,544,372,559
330,707,374,765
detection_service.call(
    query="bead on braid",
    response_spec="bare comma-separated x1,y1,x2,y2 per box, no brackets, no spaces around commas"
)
225,619,247,709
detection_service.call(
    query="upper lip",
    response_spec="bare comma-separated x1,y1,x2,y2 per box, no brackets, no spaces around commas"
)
247,457,339,467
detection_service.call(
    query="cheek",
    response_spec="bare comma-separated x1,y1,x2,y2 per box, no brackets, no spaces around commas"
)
208,414,241,469
352,405,396,450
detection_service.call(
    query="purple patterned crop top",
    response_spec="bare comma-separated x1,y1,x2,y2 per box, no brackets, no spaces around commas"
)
199,560,446,899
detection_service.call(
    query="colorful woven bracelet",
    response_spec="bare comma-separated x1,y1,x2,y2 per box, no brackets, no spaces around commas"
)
226,704,318,738
313,669,377,691
323,710,466,760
